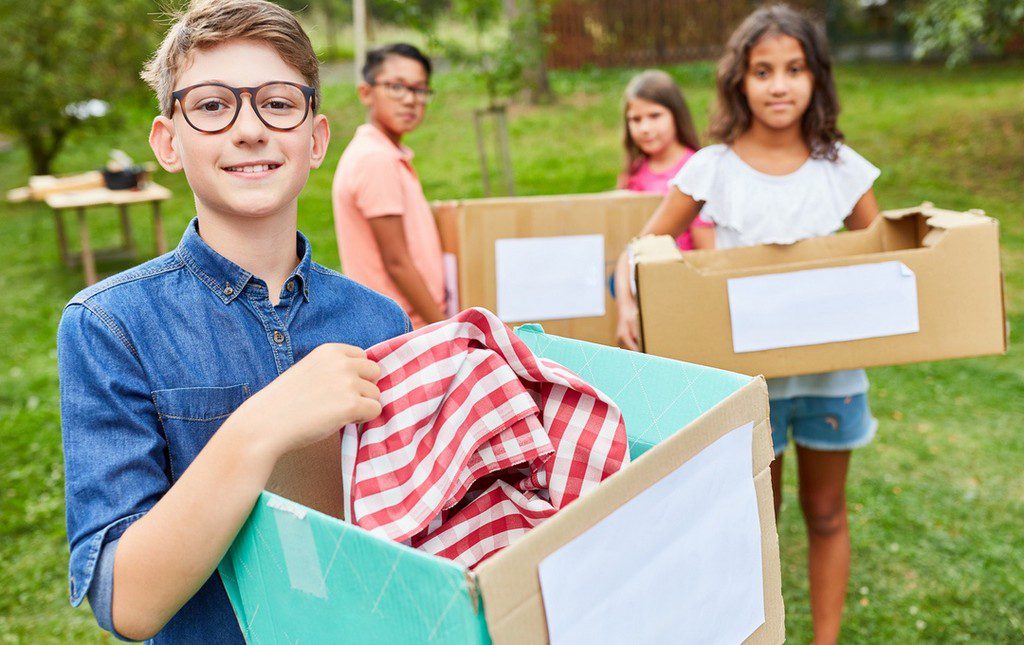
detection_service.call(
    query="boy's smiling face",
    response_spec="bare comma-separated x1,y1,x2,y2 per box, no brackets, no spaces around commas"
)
149,39,329,222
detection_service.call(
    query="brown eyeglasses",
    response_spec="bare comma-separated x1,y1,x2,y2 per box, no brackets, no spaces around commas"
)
171,81,317,134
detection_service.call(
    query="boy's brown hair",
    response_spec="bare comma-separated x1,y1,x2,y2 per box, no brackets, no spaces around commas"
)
141,0,320,117
710,4,843,160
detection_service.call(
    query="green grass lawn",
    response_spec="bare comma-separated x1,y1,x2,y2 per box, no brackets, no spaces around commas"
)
1,60,1022,642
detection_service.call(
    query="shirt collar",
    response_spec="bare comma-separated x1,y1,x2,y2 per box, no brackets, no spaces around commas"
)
176,217,313,304
357,123,414,162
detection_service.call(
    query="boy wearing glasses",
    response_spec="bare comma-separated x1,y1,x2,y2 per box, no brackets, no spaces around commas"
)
57,1,408,642
332,43,447,328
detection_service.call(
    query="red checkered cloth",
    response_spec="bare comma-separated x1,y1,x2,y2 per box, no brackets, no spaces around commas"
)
341,307,629,568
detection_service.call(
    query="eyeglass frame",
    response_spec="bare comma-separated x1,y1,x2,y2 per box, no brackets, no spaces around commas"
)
170,81,317,134
370,80,435,104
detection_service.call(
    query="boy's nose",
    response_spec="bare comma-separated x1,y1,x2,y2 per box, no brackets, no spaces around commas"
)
232,94,269,143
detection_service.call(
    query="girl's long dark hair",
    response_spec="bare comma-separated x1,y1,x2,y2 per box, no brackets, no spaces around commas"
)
710,4,843,160
622,70,701,177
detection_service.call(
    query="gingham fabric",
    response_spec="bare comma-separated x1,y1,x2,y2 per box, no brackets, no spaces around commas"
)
341,307,629,568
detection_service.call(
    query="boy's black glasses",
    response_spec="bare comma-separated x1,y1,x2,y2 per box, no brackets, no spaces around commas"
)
372,81,434,104
170,81,316,134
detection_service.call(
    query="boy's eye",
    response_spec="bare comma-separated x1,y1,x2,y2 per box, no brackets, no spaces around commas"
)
262,98,296,111
196,99,229,112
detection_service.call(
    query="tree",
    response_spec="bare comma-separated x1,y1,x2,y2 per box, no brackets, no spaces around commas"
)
506,0,554,105
904,0,1024,66
0,0,161,175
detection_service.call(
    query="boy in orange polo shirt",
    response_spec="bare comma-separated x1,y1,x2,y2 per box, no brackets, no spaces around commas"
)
332,43,445,328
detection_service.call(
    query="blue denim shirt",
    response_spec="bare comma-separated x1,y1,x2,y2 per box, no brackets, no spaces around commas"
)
57,218,410,643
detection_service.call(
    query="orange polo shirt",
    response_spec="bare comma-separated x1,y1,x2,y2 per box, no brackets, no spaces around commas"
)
332,124,445,328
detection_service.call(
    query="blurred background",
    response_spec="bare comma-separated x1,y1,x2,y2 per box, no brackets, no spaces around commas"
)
0,0,1021,641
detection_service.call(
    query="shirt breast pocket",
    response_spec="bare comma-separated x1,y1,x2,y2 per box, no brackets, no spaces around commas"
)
152,384,251,481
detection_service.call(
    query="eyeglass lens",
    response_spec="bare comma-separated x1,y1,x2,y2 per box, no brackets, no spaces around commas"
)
182,83,309,132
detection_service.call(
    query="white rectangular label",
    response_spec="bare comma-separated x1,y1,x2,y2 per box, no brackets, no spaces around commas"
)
727,261,920,353
539,422,764,645
495,235,606,323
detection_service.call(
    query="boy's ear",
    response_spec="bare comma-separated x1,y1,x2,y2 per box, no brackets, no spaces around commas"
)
149,116,183,173
308,113,330,170
357,81,374,107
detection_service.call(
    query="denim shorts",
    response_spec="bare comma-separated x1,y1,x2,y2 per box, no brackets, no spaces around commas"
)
769,393,877,457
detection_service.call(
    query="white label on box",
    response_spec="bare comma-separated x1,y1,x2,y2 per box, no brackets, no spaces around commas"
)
727,261,920,353
538,422,764,645
495,235,606,323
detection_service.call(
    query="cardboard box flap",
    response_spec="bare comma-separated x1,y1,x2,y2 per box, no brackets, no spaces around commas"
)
883,202,996,248
631,234,684,265
882,201,990,228
219,491,490,644
636,205,998,280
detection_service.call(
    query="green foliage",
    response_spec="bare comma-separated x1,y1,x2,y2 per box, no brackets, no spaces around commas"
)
0,0,162,175
428,0,532,106
904,0,1024,66
369,0,449,31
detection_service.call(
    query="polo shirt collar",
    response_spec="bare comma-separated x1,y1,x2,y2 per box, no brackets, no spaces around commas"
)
358,122,414,162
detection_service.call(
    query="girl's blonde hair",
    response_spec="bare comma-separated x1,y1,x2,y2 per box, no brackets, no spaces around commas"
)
622,70,701,176
710,4,842,160
141,0,320,117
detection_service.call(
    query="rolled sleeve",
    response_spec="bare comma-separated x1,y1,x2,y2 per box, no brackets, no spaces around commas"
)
353,151,406,218
87,536,140,641
58,302,169,621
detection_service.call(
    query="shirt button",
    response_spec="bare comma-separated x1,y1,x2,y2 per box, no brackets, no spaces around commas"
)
273,330,285,344
285,281,295,293
223,284,234,296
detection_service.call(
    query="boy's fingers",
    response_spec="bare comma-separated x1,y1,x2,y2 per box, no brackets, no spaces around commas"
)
355,358,381,382
359,380,381,401
355,398,383,423
339,344,367,359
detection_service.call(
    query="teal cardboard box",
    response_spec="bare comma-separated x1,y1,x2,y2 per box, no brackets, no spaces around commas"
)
219,325,784,643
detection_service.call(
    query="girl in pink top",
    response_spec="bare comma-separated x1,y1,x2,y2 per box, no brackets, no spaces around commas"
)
617,70,714,250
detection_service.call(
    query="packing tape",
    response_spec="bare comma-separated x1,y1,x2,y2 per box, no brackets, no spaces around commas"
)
268,498,328,599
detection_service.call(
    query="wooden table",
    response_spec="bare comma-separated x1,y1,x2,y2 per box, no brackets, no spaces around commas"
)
45,183,172,285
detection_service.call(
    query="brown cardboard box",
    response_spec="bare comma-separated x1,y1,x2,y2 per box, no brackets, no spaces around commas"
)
221,325,785,644
634,203,1007,378
433,191,662,347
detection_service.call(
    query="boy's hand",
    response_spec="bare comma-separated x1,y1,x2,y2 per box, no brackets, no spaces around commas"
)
233,344,382,459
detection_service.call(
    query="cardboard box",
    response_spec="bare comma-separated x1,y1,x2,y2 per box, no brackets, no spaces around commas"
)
219,325,784,644
634,203,1007,378
433,191,662,347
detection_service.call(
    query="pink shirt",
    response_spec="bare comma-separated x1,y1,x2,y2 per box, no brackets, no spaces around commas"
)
333,124,445,328
624,150,712,250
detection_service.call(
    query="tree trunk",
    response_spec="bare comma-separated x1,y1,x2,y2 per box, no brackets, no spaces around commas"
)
25,125,69,176
512,0,554,105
